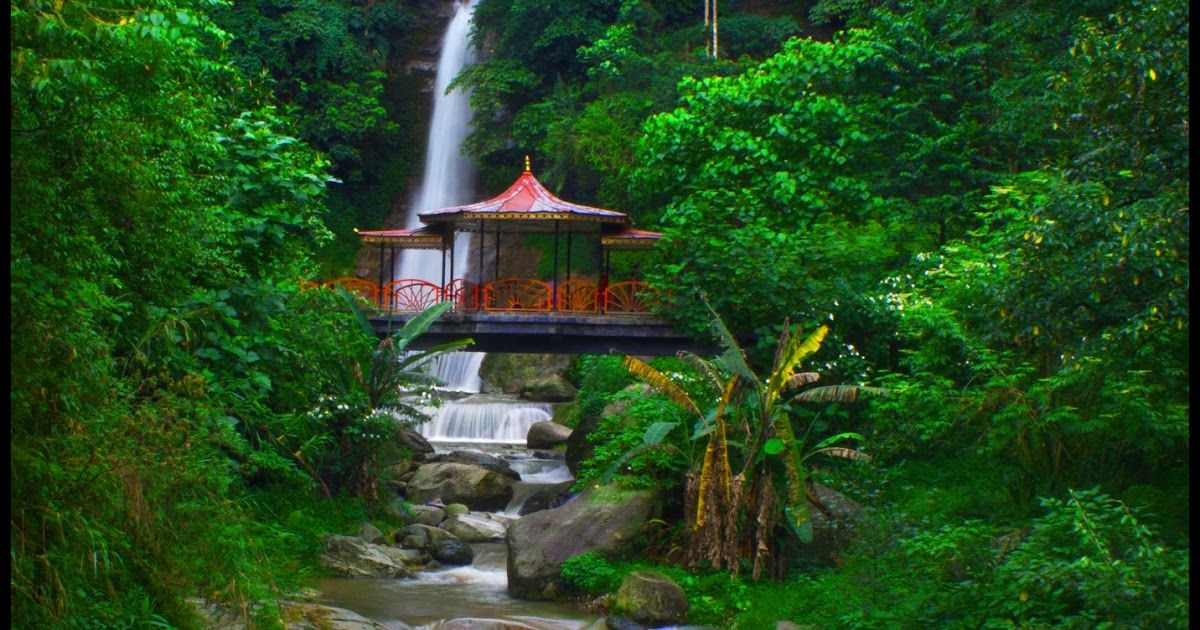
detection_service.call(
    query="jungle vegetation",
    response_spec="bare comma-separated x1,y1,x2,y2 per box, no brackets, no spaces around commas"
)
11,0,1187,627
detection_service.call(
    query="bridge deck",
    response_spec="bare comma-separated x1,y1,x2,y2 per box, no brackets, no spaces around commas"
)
370,311,712,355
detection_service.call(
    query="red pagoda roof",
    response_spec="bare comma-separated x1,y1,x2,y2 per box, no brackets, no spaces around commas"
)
418,169,629,225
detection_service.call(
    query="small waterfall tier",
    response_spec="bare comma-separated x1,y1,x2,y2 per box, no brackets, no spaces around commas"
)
419,395,553,443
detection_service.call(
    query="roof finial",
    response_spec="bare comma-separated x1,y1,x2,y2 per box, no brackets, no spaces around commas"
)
524,154,531,172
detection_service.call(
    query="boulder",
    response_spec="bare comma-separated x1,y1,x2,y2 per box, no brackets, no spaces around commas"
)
526,421,572,449
396,428,435,460
441,513,508,542
319,535,411,578
613,571,688,626
517,481,574,516
396,524,473,566
429,450,520,480
405,463,515,511
433,537,475,566
396,523,450,551
520,375,578,402
507,486,659,600
357,522,384,545
283,602,397,629
445,503,470,517
388,501,447,527
479,353,574,395
187,599,400,630
794,482,864,566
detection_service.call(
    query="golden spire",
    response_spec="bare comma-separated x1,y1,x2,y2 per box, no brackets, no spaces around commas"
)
524,154,531,172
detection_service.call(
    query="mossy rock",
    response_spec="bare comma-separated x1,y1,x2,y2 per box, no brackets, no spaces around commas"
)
480,353,575,394
613,571,688,626
520,375,578,402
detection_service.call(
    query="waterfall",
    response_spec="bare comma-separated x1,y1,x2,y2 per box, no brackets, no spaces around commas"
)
421,398,553,444
402,0,483,392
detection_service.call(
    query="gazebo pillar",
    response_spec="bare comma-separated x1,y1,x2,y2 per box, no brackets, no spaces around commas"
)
552,221,560,310
440,231,447,302
377,241,385,310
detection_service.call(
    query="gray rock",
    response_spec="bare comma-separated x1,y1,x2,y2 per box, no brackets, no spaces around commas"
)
396,523,471,565
614,571,688,626
388,500,447,527
319,535,410,578
526,421,573,449
397,428,435,459
357,522,384,544
283,602,396,629
518,481,574,516
604,617,646,630
405,463,515,512
423,619,545,630
429,450,520,480
441,513,508,542
507,485,659,600
433,536,474,566
188,597,402,630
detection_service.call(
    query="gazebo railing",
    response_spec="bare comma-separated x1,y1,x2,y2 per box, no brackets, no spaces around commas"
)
557,278,600,313
603,281,660,314
304,277,662,315
444,279,479,312
482,278,552,312
381,279,442,312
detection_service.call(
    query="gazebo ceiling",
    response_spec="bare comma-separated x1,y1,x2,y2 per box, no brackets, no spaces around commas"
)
418,169,629,226
355,227,445,248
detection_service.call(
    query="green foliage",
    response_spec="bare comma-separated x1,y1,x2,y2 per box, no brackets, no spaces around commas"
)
9,0,445,624
575,383,693,491
560,552,623,595
985,488,1189,628
571,355,637,422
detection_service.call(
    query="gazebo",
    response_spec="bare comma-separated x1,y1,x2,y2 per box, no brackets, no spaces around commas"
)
338,159,663,315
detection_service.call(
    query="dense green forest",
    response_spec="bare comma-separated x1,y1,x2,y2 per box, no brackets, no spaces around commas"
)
11,0,1188,627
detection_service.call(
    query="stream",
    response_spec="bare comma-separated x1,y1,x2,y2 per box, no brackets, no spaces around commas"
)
316,440,601,629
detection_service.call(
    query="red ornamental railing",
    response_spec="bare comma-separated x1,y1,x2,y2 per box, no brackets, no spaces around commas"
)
443,279,479,312
604,281,660,314
558,278,600,313
382,279,442,312
483,278,552,312
303,277,661,315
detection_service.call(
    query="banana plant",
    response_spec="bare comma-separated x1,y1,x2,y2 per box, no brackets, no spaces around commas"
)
338,290,474,416
615,300,883,577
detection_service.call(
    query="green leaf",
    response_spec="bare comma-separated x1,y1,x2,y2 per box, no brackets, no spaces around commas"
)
763,437,786,455
643,421,679,445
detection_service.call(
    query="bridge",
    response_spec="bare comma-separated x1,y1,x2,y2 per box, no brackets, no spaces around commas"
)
307,276,712,355
324,161,713,355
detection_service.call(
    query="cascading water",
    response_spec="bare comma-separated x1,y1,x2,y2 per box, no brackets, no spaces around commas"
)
420,398,553,443
401,0,483,393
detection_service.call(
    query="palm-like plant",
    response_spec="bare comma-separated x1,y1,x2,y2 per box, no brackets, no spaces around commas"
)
332,293,473,496
618,305,881,577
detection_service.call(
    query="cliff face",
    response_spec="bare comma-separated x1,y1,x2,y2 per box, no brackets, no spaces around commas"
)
354,0,462,280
